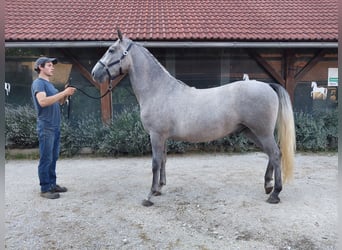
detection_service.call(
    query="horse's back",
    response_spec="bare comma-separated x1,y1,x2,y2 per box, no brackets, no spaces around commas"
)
231,80,279,107
187,80,279,116
145,79,280,142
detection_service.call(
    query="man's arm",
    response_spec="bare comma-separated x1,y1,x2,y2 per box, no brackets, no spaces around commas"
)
35,87,76,107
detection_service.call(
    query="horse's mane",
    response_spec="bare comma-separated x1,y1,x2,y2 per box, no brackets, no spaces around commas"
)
134,42,188,87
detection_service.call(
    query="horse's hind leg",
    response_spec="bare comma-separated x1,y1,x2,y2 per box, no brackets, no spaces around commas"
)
264,162,274,194
243,129,274,194
243,129,281,203
259,137,282,203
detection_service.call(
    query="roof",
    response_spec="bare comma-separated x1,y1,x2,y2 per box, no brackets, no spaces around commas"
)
5,0,338,42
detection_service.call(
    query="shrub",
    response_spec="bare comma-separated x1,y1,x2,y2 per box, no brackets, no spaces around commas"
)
5,104,38,148
167,139,189,153
60,115,104,156
98,107,151,156
294,111,337,151
5,104,338,155
320,109,338,149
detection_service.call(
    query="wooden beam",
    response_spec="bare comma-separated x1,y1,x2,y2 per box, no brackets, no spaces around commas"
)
100,75,126,125
284,49,296,103
60,48,100,89
60,48,113,124
100,82,112,125
295,49,327,81
247,49,285,86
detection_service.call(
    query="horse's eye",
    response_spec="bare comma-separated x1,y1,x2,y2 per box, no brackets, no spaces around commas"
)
108,49,115,54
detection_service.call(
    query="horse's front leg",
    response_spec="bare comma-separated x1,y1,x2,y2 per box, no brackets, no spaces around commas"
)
142,133,166,207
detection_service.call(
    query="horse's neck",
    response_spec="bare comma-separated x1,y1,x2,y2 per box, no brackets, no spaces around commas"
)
128,45,178,102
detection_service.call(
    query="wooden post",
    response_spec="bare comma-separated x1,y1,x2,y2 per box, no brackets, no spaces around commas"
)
295,49,327,82
285,49,327,104
247,49,285,86
284,49,296,103
100,82,113,125
100,74,126,125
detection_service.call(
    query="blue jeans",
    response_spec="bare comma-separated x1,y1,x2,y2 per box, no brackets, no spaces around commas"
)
37,126,60,192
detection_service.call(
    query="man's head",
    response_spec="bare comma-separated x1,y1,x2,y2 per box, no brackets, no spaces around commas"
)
34,57,57,74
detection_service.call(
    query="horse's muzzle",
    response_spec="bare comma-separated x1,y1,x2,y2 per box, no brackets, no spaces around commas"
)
91,63,107,84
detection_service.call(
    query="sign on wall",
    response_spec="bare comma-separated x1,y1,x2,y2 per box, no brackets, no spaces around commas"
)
328,68,338,86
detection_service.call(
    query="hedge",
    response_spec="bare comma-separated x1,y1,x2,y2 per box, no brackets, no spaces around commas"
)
5,104,338,156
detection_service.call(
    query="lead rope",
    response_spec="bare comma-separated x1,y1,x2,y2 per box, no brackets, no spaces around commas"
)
65,78,113,119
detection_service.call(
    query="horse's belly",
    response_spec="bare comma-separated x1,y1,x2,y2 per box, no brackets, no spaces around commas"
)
171,120,238,143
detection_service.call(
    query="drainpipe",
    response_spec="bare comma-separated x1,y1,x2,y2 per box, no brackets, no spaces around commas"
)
5,41,338,48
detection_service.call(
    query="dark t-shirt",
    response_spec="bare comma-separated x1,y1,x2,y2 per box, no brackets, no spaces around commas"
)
31,78,61,129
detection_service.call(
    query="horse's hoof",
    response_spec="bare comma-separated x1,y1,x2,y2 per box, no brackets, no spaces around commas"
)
266,195,280,204
265,186,273,194
142,199,154,207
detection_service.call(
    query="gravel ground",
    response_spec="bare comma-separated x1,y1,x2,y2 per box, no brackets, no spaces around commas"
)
5,152,338,249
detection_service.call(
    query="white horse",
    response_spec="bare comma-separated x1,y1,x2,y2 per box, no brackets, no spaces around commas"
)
311,81,327,100
4,82,10,96
92,30,296,206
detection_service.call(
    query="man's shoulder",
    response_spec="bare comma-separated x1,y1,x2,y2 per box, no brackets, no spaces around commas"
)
32,78,47,94
32,77,46,84
32,78,50,88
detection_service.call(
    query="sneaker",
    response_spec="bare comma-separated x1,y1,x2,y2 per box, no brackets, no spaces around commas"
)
41,191,60,199
53,185,68,193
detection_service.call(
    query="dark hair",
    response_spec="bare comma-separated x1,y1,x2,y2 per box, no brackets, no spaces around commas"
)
34,62,46,73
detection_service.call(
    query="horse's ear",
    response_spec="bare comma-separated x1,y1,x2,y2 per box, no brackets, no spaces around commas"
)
117,29,123,41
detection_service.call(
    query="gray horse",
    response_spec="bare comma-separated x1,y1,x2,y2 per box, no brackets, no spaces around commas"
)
92,31,296,206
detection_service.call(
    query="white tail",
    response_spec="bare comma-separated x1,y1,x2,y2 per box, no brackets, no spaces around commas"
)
271,84,296,183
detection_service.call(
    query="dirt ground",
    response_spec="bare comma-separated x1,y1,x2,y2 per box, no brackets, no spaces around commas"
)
5,152,338,249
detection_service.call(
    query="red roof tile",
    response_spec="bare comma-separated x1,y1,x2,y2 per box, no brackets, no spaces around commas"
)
5,0,338,42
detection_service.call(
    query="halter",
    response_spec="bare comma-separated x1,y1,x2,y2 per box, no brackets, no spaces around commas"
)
98,43,133,81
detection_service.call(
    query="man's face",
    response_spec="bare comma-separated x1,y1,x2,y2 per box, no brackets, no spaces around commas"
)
39,62,54,77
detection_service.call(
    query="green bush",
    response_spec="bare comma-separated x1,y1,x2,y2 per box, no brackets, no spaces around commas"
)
294,110,338,151
295,111,327,151
60,115,105,156
321,109,338,149
167,139,189,153
5,104,38,148
98,107,151,156
5,104,338,156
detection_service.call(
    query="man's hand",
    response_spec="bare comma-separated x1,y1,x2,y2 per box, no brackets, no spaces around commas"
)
60,86,76,104
64,86,76,96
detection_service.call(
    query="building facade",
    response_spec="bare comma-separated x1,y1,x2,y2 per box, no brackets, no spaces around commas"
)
5,0,338,123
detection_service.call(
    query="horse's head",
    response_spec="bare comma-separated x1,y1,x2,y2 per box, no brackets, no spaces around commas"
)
92,30,133,84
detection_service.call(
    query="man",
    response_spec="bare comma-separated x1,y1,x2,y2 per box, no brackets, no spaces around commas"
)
31,57,76,199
